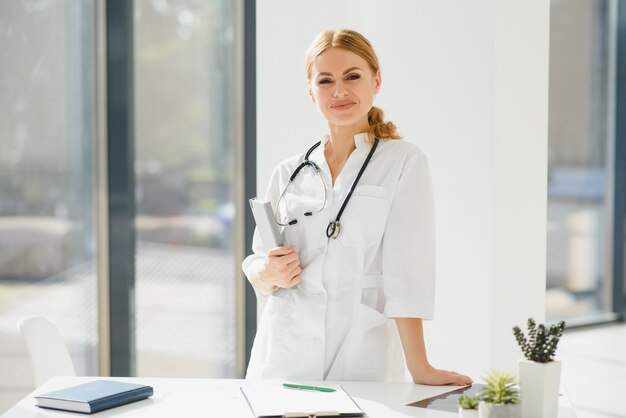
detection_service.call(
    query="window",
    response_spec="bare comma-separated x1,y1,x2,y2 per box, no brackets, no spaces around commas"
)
0,1,247,411
133,0,240,377
547,0,617,322
0,0,98,409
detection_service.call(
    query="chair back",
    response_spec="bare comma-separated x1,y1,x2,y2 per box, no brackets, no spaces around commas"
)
17,316,76,387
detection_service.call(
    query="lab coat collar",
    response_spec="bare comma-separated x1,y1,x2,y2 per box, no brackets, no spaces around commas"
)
321,132,371,149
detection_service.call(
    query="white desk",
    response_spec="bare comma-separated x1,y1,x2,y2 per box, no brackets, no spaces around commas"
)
1,376,577,417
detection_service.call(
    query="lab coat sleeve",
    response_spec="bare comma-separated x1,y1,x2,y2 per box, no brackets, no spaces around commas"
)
241,166,281,298
382,152,436,319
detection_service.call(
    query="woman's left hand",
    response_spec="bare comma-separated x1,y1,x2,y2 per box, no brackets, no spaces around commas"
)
412,364,473,386
394,318,473,386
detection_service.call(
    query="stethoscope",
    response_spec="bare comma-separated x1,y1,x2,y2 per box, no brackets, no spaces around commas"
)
274,137,379,239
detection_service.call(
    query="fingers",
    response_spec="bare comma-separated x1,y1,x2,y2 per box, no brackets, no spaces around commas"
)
449,372,473,386
285,256,301,271
280,251,300,266
265,246,302,289
276,254,299,275
451,377,471,386
412,366,473,387
268,247,300,266
267,246,294,257
276,266,301,288
289,273,301,286
288,265,302,284
453,371,473,385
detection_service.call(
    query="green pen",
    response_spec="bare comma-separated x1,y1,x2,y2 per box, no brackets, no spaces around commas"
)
282,383,336,393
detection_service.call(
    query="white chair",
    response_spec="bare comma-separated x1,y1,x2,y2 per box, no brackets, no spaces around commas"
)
17,316,76,387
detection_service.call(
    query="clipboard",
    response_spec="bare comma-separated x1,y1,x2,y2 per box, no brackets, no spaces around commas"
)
249,198,284,249
240,382,364,418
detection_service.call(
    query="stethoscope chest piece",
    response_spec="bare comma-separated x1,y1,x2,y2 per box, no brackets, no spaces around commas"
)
326,221,341,239
276,137,379,239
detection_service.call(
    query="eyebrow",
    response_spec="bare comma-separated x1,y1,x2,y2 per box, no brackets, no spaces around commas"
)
316,67,363,77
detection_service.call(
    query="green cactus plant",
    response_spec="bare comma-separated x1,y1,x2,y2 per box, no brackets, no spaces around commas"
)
513,318,566,363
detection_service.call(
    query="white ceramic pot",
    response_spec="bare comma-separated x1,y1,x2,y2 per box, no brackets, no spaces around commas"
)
478,401,521,418
459,406,479,418
518,359,561,418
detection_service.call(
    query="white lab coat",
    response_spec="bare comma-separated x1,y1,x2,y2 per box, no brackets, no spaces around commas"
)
242,133,436,382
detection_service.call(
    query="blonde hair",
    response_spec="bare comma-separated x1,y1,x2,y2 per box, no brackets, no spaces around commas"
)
304,29,401,141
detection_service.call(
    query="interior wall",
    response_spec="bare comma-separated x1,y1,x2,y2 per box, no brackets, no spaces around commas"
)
256,0,549,380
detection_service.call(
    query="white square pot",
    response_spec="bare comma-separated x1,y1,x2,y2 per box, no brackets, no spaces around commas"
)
478,401,521,418
459,406,479,418
518,359,561,418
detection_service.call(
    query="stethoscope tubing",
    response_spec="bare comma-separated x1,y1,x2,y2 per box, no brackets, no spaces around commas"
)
274,137,379,239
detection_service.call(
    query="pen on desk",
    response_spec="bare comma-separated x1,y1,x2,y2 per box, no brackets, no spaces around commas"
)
282,383,336,393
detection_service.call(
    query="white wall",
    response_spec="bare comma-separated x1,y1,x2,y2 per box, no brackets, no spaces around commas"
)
256,0,549,380
491,1,550,369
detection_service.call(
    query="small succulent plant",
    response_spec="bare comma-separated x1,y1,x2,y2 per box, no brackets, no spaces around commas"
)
480,370,520,405
458,395,480,410
513,318,566,363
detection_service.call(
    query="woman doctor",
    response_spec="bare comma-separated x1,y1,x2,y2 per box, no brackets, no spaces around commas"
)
243,29,472,386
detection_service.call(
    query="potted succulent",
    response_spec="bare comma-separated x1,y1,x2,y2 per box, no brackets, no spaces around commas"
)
458,395,479,418
478,370,521,418
513,318,566,418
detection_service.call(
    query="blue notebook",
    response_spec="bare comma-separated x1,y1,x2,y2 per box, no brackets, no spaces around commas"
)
35,380,153,414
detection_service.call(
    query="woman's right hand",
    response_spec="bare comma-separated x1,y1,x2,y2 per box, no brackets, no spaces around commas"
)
250,246,302,294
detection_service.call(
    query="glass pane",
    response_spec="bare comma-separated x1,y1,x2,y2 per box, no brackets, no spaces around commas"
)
134,0,238,377
547,0,614,320
0,0,98,412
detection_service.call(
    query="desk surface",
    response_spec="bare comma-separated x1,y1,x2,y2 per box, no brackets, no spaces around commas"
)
1,376,577,418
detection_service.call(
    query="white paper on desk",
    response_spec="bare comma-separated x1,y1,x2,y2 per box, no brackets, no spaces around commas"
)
240,382,363,417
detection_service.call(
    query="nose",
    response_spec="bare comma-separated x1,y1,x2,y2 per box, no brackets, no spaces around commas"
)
332,80,348,97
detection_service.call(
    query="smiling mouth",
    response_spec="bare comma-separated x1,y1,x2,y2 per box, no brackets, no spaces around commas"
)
331,102,356,110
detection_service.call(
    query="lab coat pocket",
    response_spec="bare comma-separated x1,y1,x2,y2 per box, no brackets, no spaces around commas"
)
337,185,389,249
361,275,384,312
247,293,296,379
266,292,296,330
344,303,389,381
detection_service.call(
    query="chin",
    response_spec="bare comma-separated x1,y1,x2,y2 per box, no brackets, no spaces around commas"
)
325,113,366,127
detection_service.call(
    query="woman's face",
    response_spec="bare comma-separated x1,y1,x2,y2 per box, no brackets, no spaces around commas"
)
309,47,381,130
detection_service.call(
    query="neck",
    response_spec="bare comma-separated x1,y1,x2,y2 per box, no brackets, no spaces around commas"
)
326,120,369,164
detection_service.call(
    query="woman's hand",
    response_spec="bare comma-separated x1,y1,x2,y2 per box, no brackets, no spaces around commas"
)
411,364,473,386
250,246,301,293
394,317,473,386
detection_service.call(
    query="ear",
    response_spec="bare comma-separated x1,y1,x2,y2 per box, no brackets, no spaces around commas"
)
373,70,382,95
308,84,316,104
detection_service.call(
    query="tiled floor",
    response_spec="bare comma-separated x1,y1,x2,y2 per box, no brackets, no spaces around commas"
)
558,322,626,418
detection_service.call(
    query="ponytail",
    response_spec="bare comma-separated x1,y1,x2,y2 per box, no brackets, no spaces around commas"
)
367,106,401,141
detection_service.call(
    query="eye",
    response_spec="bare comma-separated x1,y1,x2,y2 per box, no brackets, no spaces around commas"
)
318,78,333,85
346,73,361,80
